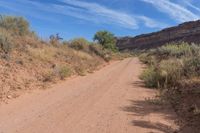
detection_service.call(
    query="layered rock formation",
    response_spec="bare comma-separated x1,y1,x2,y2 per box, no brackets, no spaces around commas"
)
116,20,200,50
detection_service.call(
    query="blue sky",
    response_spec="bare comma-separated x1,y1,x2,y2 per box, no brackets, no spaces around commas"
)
0,0,200,40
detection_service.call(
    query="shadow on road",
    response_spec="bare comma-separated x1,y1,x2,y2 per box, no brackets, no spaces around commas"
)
121,99,177,133
133,120,175,133
121,81,178,133
131,80,147,88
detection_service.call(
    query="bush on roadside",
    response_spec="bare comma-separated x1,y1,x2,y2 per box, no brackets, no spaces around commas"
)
59,66,72,80
140,57,184,89
89,44,112,61
140,66,160,88
155,42,193,59
89,43,103,56
140,42,200,89
140,52,185,89
183,56,200,77
75,66,86,76
139,53,156,65
158,59,184,88
43,65,72,81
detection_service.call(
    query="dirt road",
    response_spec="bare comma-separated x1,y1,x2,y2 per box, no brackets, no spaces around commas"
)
0,58,177,133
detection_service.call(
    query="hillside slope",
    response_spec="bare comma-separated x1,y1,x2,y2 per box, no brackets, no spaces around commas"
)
0,15,120,102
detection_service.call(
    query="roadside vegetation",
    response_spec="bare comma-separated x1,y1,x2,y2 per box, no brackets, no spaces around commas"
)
139,42,200,131
0,15,130,101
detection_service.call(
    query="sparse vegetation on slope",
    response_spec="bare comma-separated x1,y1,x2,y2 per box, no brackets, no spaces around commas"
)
0,28,13,54
0,15,126,102
139,42,200,132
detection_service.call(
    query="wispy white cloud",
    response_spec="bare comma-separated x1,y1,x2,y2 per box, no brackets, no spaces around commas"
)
0,0,60,23
141,0,200,22
50,0,168,29
137,16,168,28
184,0,200,12
0,0,168,29
53,0,139,29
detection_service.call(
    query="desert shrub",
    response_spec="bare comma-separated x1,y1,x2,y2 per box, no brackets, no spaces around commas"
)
139,53,156,65
140,66,160,88
89,44,111,61
69,38,89,51
69,38,112,61
0,28,13,53
0,15,30,36
190,43,200,56
140,59,184,88
138,53,149,64
103,53,112,62
43,66,71,81
89,43,103,56
139,42,200,89
158,59,184,88
75,66,86,76
155,42,193,58
183,56,200,77
59,66,71,80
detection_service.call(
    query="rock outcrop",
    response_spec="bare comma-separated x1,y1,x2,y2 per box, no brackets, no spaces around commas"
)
116,20,200,50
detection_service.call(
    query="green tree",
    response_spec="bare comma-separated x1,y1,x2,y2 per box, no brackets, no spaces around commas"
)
93,30,117,52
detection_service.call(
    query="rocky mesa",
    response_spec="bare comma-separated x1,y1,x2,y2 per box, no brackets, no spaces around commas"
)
116,20,200,50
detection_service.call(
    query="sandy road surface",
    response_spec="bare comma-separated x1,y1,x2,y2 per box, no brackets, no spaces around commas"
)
0,58,177,133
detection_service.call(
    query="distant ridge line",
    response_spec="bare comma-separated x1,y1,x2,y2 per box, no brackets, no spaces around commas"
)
116,20,200,50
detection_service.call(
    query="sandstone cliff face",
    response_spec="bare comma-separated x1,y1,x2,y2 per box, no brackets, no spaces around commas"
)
116,20,200,50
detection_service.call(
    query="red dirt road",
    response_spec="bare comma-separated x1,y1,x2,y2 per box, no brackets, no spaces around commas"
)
0,58,178,133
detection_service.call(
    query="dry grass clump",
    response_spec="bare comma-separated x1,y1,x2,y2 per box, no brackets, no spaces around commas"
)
43,65,72,81
140,58,184,88
155,42,193,58
183,56,200,77
158,59,184,88
69,38,90,51
139,53,156,65
0,28,13,54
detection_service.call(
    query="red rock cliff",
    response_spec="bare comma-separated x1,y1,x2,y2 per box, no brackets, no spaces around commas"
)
116,20,200,50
